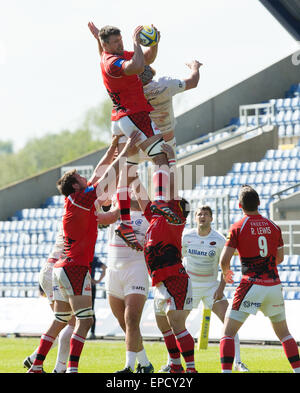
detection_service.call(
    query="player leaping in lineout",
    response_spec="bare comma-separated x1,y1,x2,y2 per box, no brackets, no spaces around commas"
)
88,22,182,252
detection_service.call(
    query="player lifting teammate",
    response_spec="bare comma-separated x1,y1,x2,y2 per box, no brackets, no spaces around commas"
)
133,144,197,373
88,22,182,251
27,133,140,373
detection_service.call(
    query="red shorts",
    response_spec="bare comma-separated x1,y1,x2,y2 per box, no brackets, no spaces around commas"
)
111,111,161,143
53,265,92,302
154,275,193,315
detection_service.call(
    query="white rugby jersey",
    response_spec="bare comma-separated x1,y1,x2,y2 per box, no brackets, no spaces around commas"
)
107,210,149,270
182,228,226,284
48,223,64,260
143,77,186,136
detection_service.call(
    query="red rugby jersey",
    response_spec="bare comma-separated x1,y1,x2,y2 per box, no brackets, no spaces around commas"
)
225,214,284,286
55,184,98,269
143,200,189,286
100,50,153,121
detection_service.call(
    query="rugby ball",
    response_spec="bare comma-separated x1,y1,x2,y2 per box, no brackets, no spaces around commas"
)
139,26,158,47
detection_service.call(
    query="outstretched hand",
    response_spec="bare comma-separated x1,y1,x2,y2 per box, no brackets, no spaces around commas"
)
88,21,100,40
161,143,175,160
123,130,141,156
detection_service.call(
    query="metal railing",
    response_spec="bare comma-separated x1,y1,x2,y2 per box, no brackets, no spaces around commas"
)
276,220,300,255
186,195,230,234
239,102,275,127
271,182,300,199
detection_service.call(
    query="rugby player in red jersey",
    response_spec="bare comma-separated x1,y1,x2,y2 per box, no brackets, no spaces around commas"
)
132,144,197,373
219,185,300,373
28,132,140,373
88,22,182,251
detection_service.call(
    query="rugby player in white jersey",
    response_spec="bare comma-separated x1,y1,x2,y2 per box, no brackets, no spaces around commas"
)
96,192,153,373
23,222,75,373
139,61,202,157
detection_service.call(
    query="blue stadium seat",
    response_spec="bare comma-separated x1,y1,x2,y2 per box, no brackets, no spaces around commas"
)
286,255,300,268
240,162,250,173
264,150,276,160
287,83,300,97
248,162,257,173
231,163,242,173
294,124,300,136
292,109,300,123
291,96,300,109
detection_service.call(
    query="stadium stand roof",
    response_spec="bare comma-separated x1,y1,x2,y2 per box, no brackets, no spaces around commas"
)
259,0,300,40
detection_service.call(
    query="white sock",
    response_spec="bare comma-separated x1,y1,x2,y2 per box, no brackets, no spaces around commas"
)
54,324,74,373
136,348,150,367
234,333,241,364
125,351,137,370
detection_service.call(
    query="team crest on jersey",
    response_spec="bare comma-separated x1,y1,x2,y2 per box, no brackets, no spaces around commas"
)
135,219,143,226
208,250,216,258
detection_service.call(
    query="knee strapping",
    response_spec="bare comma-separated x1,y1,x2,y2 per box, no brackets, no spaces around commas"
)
74,307,94,320
54,311,73,324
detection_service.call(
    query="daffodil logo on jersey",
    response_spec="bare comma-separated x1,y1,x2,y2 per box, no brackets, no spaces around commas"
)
226,232,231,241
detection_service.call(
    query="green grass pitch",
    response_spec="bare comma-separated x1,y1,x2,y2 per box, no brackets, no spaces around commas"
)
0,337,294,373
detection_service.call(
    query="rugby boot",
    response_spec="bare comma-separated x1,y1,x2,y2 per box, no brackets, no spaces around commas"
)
115,366,134,373
150,200,182,224
169,364,185,373
115,223,143,251
136,362,154,373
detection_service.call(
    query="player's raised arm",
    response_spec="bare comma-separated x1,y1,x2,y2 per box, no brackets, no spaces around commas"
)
143,25,160,65
89,135,120,184
95,131,141,196
88,21,103,56
131,177,151,213
122,26,145,75
160,143,178,199
184,60,202,91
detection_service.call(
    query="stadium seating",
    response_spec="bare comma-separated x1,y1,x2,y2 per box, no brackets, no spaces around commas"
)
1,82,300,299
177,82,300,159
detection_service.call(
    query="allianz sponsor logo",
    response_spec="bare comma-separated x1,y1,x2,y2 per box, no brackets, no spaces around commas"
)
188,249,216,258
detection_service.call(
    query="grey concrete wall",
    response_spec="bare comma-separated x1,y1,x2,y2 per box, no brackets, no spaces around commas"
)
177,126,278,188
0,147,107,221
270,191,300,220
175,51,300,145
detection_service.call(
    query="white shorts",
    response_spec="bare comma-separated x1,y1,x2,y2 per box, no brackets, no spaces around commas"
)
154,276,193,316
39,259,57,304
105,261,149,300
229,282,285,319
191,280,226,310
53,265,92,303
111,114,161,145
